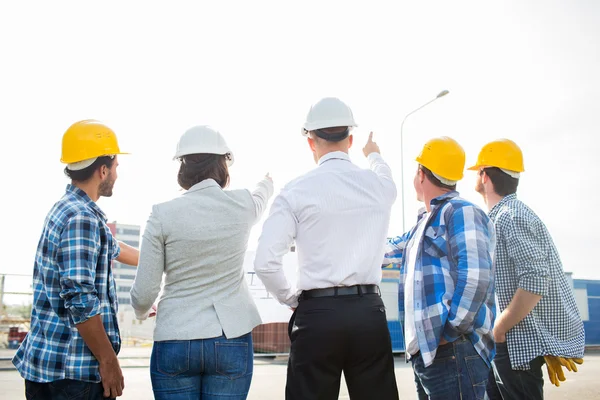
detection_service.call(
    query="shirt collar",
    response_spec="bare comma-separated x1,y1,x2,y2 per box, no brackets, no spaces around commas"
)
489,193,517,219
430,191,459,208
66,184,107,221
318,151,351,166
186,179,221,193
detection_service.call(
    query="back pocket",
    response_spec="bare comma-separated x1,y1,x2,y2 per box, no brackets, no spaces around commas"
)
215,342,249,379
155,341,190,377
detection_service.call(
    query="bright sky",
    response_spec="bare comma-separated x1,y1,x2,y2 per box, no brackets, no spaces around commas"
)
1,1,599,283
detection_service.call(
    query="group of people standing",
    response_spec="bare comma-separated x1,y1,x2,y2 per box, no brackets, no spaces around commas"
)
13,97,585,400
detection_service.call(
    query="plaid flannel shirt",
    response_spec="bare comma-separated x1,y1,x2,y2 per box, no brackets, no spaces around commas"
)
489,194,585,370
384,191,496,368
13,184,121,383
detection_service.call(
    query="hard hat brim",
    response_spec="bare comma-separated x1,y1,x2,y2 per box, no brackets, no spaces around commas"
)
60,151,130,164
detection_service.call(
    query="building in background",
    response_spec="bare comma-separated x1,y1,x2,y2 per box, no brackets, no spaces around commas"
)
573,279,600,345
106,222,156,343
107,222,140,308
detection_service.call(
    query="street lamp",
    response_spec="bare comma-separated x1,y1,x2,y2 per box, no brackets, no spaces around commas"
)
399,90,450,232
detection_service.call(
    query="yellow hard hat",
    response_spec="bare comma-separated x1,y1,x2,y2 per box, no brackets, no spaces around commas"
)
468,139,524,173
415,136,465,181
60,120,128,164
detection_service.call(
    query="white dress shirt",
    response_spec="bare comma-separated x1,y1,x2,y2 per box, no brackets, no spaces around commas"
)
254,151,397,307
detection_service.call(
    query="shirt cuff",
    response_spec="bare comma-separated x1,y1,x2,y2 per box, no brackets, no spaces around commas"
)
134,307,150,321
288,296,299,309
68,293,102,325
519,275,550,297
259,178,275,199
112,241,121,260
367,152,384,165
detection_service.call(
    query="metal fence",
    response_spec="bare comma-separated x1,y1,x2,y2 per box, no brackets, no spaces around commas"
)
0,272,405,357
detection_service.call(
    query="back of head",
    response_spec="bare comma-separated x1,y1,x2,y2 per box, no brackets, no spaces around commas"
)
301,97,357,143
468,138,524,196
416,136,465,189
174,125,233,189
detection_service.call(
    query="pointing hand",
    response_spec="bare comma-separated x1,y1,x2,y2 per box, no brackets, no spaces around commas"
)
363,132,381,157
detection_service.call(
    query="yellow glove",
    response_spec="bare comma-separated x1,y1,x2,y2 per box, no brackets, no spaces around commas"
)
544,355,566,387
544,356,584,387
559,357,584,372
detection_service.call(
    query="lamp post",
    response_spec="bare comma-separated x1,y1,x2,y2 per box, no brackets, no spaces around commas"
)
399,90,449,232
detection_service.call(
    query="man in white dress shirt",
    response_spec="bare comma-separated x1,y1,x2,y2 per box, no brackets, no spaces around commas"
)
254,97,399,400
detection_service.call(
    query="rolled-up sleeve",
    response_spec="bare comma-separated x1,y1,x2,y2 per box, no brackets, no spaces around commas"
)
131,206,165,320
109,230,121,260
504,215,550,296
57,213,101,325
383,233,410,266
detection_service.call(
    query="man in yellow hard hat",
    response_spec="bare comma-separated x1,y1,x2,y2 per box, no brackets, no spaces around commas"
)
12,120,140,400
470,139,585,399
384,136,496,399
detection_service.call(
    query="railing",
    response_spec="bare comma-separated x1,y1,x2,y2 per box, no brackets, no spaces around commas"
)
0,272,406,361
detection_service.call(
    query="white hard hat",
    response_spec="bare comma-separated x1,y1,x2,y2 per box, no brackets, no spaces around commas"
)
301,97,358,137
173,125,234,167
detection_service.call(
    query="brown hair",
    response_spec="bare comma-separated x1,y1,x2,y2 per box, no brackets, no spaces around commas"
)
419,165,456,190
177,154,230,190
64,156,115,182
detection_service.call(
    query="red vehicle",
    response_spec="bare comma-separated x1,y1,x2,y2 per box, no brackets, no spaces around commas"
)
8,327,27,349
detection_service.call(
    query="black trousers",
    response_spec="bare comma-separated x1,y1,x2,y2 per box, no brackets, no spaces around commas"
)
25,379,114,400
285,292,399,400
485,342,545,400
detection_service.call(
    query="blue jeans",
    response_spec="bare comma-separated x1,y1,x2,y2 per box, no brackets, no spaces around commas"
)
150,333,253,400
411,336,489,400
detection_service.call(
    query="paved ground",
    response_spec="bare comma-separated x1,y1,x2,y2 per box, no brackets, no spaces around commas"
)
2,349,600,399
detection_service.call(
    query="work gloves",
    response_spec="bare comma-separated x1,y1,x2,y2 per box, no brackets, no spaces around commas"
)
544,355,584,387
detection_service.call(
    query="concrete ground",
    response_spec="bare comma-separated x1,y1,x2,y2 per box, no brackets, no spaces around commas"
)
2,349,599,399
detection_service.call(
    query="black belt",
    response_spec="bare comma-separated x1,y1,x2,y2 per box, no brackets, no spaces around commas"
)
300,284,380,300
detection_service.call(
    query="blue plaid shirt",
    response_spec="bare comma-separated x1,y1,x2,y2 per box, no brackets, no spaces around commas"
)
384,191,496,368
13,184,121,383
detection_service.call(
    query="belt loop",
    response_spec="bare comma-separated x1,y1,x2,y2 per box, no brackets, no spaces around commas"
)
334,287,338,296
358,285,363,296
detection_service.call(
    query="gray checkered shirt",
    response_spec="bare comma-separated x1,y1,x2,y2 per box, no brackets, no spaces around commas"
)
489,194,585,370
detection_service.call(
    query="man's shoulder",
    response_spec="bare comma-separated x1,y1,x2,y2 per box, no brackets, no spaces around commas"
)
444,196,490,219
495,198,540,225
48,194,99,228
281,168,320,192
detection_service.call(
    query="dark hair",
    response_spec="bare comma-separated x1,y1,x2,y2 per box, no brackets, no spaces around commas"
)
419,165,456,190
177,153,230,190
309,126,349,142
482,167,519,196
64,156,115,182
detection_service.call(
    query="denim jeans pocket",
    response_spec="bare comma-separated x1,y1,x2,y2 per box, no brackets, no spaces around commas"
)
215,341,249,379
464,355,488,400
155,341,190,377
